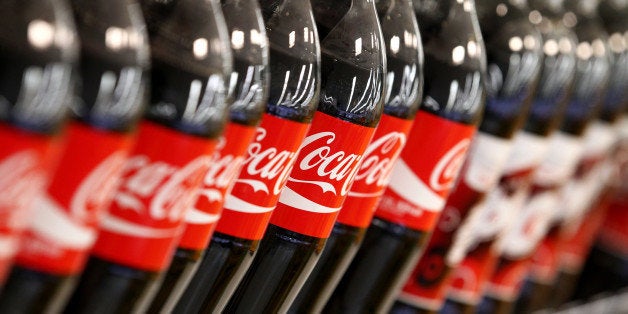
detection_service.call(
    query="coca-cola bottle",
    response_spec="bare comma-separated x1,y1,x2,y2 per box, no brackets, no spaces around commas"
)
144,0,269,311
62,0,232,312
289,0,423,312
0,0,77,286
440,3,579,313
224,0,386,311
480,1,612,312
0,0,148,311
569,129,628,303
514,1,618,313
171,0,320,312
551,0,628,307
391,1,543,313
518,1,628,311
325,0,486,312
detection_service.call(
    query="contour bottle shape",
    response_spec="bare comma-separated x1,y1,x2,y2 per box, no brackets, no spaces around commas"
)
393,0,543,312
325,0,487,312
290,0,424,311
172,0,321,312
63,0,232,312
225,0,386,311
0,0,78,289
145,0,270,311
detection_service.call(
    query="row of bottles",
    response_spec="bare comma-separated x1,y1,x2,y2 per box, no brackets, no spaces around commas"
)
0,0,625,313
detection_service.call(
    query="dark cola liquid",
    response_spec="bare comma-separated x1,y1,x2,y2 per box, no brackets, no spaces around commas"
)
172,48,317,313
62,257,158,313
440,299,477,314
172,232,258,313
324,217,429,313
225,53,382,312
0,267,74,313
289,53,420,313
513,280,554,313
288,223,365,312
391,301,434,314
223,225,324,312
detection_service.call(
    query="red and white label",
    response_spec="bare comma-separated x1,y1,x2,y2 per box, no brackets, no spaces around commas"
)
462,133,512,193
270,111,376,238
446,132,550,303
533,131,583,187
396,132,511,310
91,121,217,271
15,122,134,275
486,131,584,301
448,132,550,266
559,121,617,223
497,131,583,260
336,115,413,228
529,227,561,284
559,198,609,273
485,257,532,302
374,111,476,231
596,199,628,257
448,244,500,305
178,122,257,250
0,124,59,281
214,113,310,240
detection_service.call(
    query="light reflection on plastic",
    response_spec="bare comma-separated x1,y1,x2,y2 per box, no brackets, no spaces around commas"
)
289,30,295,48
452,45,465,65
468,40,478,57
509,36,523,52
355,37,363,56
544,39,559,56
524,35,537,50
390,36,400,54
496,3,508,16
559,37,573,54
609,32,626,53
28,20,55,49
231,30,244,50
193,38,209,59
576,42,593,60
528,10,542,25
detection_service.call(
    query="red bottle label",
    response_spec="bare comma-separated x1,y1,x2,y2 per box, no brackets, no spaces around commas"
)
335,115,413,228
446,132,550,303
558,196,610,273
596,197,628,256
486,131,584,302
91,121,217,271
178,122,257,250
215,113,310,240
270,111,376,238
448,243,500,305
397,133,511,310
486,257,531,302
374,111,476,232
15,122,134,275
529,227,561,284
0,124,60,281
